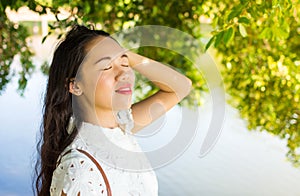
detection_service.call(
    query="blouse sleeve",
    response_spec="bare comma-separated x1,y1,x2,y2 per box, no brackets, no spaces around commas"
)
50,149,108,196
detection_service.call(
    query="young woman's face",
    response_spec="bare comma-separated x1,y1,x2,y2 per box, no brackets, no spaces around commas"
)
78,36,135,113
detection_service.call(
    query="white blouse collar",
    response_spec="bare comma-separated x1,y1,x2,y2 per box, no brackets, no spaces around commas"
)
74,122,152,172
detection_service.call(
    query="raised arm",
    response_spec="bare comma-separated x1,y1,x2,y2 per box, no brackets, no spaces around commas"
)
127,51,192,133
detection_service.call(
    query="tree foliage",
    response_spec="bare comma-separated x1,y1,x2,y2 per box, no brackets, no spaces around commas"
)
0,0,299,165
203,0,300,166
0,0,35,95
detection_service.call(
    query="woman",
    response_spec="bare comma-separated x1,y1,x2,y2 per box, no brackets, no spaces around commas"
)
35,25,191,196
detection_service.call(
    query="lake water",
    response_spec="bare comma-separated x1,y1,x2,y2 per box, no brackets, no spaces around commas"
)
0,36,300,196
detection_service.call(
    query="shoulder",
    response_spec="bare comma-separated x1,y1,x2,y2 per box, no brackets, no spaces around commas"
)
50,149,108,196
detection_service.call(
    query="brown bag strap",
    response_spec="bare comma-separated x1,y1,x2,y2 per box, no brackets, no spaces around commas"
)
76,149,112,196
60,149,112,196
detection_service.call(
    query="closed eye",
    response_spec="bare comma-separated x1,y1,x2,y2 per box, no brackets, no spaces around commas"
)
102,65,112,70
95,57,112,71
120,54,129,67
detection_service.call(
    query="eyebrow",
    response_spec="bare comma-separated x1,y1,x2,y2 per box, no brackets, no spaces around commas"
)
94,56,111,64
94,54,128,64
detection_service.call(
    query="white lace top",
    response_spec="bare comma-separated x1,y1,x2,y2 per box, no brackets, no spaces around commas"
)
50,122,158,196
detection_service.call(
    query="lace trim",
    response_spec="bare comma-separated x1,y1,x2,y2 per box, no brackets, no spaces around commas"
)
67,108,134,135
116,109,134,133
50,150,108,196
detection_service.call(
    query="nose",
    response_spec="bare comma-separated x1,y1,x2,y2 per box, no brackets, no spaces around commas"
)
114,55,132,81
116,71,130,81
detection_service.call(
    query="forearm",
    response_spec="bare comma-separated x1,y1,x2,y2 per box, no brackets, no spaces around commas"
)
127,51,192,100
126,51,192,131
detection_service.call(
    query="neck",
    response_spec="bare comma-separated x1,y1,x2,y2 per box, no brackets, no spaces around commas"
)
82,108,119,129
97,109,119,129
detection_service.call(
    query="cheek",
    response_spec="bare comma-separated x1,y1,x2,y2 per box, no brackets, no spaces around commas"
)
95,74,114,105
78,71,98,103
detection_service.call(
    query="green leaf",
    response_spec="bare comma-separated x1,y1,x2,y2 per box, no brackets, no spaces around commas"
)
27,0,37,11
275,28,289,40
42,31,52,43
0,0,9,12
239,23,247,37
227,5,243,21
241,0,249,4
205,36,215,51
259,28,271,39
84,1,91,13
223,27,234,45
272,0,278,6
238,17,250,24
214,31,224,47
48,24,55,29
41,35,48,44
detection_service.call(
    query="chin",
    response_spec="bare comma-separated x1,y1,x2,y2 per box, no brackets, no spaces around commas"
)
113,104,132,111
112,97,132,110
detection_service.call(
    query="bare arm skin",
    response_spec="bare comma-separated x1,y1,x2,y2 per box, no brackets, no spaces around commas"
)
127,51,192,133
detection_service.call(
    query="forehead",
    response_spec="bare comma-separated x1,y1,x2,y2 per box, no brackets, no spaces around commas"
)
85,36,122,61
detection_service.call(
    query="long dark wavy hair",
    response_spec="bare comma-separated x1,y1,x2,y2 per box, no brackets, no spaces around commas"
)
35,25,110,196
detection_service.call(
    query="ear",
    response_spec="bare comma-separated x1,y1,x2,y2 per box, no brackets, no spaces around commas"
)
69,79,83,96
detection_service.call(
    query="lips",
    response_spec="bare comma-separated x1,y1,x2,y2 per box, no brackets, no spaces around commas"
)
115,84,132,95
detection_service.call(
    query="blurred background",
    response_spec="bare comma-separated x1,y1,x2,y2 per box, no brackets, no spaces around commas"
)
0,0,299,195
